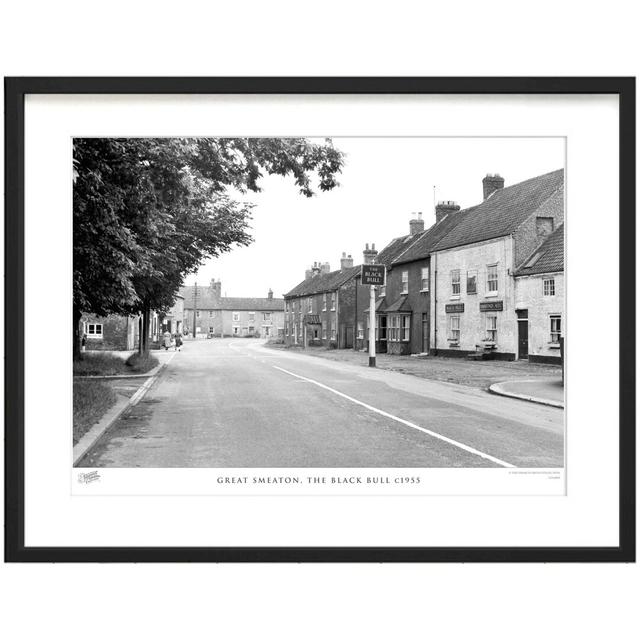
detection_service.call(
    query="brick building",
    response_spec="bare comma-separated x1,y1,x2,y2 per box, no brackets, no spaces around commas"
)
514,224,564,363
365,205,464,355
430,169,564,360
284,251,370,348
180,280,285,338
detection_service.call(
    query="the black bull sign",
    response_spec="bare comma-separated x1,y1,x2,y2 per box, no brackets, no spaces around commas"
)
361,264,385,286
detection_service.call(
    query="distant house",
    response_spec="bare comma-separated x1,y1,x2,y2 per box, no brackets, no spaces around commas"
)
284,250,371,349
81,293,184,351
430,169,564,360
514,224,564,363
180,280,285,338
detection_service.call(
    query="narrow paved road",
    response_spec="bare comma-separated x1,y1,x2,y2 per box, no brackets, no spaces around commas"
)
79,338,564,468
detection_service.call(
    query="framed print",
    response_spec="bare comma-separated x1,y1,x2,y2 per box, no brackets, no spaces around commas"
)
4,77,635,562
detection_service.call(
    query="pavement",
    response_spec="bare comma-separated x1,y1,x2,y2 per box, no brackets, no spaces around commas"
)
78,338,564,469
489,378,564,408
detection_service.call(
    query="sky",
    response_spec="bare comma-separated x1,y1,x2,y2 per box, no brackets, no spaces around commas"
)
184,137,565,298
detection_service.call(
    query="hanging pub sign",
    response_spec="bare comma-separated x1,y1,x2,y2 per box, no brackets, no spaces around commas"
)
361,264,385,286
480,300,504,311
445,303,465,313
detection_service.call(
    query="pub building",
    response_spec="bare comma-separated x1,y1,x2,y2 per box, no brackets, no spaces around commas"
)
430,169,564,360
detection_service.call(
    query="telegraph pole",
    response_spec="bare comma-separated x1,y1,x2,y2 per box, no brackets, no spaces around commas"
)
192,281,199,339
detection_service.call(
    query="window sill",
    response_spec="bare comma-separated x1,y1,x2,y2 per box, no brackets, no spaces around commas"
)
548,343,561,349
466,291,477,295
485,292,498,298
420,289,429,293
447,341,460,346
450,295,460,300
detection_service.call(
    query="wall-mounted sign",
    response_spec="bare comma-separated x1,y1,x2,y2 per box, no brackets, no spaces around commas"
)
361,264,385,286
480,300,503,312
445,303,465,313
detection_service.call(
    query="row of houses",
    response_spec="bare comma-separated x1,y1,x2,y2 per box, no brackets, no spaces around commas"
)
179,281,285,338
81,282,286,350
283,169,565,364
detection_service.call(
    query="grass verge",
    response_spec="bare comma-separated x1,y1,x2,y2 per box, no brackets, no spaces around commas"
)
74,352,159,376
73,379,117,444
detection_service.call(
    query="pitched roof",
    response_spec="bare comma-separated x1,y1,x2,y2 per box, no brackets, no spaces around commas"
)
180,286,284,311
385,295,412,313
375,234,419,267
284,265,360,298
515,224,564,276
433,169,564,252
392,208,470,266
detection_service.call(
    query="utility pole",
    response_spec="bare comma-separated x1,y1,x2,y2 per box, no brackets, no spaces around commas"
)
192,281,199,339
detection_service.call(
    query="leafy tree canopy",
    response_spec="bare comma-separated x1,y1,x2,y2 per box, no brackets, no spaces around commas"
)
73,137,344,318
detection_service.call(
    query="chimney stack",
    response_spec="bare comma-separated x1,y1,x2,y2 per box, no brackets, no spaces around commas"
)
210,278,222,299
268,288,273,300
409,212,425,235
482,174,505,200
363,243,378,265
311,261,321,277
340,252,354,270
320,261,331,275
435,200,461,223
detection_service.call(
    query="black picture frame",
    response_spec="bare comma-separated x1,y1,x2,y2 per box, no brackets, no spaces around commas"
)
4,77,635,563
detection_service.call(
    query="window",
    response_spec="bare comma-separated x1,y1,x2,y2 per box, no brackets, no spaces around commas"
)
232,312,240,322
263,312,271,322
285,322,289,336
379,284,386,297
233,326,239,335
543,278,555,296
308,297,313,312
330,319,336,340
196,310,200,318
401,271,409,294
466,270,477,294
248,326,255,334
451,269,460,297
420,267,429,291
322,321,327,340
388,315,400,341
285,301,289,313
448,315,460,343
377,315,387,341
536,216,554,236
401,315,410,341
322,293,327,311
487,264,498,294
85,323,103,339
357,321,364,340
485,314,497,342
331,293,336,310
248,312,255,322
209,326,214,333
209,310,215,317
550,315,561,343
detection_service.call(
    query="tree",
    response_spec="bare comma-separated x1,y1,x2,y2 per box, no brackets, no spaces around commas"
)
73,137,344,358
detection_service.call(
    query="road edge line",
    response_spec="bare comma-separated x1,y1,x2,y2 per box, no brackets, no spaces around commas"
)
272,365,515,468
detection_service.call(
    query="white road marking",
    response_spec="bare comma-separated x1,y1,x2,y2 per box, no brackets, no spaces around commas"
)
272,365,515,468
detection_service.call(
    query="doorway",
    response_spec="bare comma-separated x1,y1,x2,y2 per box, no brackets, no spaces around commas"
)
516,309,529,359
422,313,429,353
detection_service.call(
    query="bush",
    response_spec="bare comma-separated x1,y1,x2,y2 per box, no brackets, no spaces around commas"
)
125,352,159,374
326,341,338,350
73,379,117,444
267,337,285,345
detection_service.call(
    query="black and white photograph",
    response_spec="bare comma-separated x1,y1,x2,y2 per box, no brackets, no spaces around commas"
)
72,136,565,476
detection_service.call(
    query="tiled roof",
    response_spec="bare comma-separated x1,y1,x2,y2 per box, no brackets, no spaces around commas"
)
375,234,419,267
433,169,564,252
515,224,564,276
180,286,284,311
392,209,470,266
284,265,360,298
385,295,412,313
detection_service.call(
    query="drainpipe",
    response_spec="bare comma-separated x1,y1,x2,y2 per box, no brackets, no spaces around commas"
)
433,253,438,353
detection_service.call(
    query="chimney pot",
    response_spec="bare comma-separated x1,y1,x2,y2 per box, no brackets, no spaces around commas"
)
435,200,461,223
363,243,379,265
482,173,505,200
409,212,425,235
340,252,354,271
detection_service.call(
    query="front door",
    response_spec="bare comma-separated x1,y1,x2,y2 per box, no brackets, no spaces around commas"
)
421,313,429,353
517,309,529,359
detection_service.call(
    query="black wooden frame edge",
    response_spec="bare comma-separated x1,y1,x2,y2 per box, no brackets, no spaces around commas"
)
4,76,636,563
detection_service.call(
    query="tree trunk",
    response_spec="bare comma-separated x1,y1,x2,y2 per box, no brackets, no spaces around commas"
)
141,305,151,355
73,305,83,361
138,315,143,355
